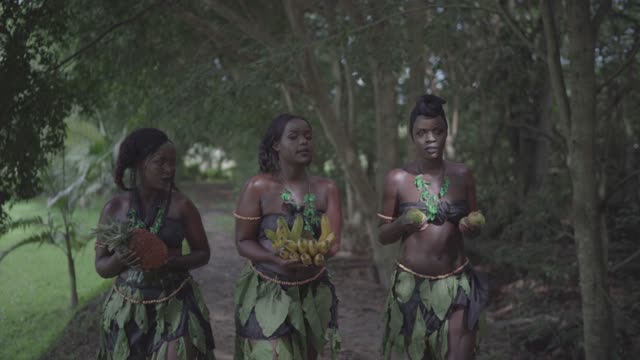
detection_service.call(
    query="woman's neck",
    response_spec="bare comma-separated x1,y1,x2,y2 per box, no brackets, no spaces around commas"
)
417,158,445,175
277,163,308,183
136,185,160,210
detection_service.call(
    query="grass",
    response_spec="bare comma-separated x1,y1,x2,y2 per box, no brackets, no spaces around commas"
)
0,198,109,360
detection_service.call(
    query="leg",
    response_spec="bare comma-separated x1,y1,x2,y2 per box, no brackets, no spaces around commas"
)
446,307,476,360
167,336,198,360
248,337,295,360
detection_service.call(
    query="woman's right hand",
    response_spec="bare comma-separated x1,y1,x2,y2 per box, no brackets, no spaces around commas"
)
114,248,142,271
398,210,429,235
274,255,305,268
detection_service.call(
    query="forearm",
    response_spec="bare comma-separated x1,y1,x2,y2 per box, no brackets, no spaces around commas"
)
236,240,280,264
166,250,210,271
378,221,406,245
95,254,127,278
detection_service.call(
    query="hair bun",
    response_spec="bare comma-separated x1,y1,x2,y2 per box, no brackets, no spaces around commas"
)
420,94,447,107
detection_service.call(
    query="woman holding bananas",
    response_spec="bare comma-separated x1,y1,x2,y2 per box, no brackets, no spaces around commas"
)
378,95,489,360
232,113,342,359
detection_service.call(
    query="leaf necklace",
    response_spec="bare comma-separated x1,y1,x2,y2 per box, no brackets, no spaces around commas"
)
414,164,450,222
128,189,168,235
279,174,319,233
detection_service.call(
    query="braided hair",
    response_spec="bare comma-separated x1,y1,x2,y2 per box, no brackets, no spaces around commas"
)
409,94,448,139
258,113,309,173
114,128,171,191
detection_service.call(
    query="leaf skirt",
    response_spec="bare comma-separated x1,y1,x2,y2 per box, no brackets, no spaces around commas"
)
382,262,488,360
98,270,216,359
233,263,340,360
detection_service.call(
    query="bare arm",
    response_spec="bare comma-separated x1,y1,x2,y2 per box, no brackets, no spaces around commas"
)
234,177,287,264
459,167,481,238
324,179,342,257
165,197,210,270
378,170,423,245
94,198,140,278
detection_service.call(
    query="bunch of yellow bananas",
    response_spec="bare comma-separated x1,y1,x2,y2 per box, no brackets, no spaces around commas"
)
265,214,336,266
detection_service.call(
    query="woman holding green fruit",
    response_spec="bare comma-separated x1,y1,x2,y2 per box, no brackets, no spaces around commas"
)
232,113,342,359
378,95,488,360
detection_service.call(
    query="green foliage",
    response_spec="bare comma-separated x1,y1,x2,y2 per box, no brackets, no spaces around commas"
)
0,199,108,360
0,0,73,226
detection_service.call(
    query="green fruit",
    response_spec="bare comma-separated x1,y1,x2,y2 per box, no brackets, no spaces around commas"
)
405,208,426,224
468,211,486,226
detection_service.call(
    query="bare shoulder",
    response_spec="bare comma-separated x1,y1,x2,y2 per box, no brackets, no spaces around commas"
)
311,175,337,190
445,160,474,185
243,173,279,193
386,166,414,185
100,192,129,220
445,160,473,176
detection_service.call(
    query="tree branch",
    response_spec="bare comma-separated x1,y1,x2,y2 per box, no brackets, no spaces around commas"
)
498,0,540,58
540,0,571,132
597,37,640,94
592,0,612,32
506,121,567,151
52,1,164,71
604,169,640,203
610,247,640,273
204,0,278,48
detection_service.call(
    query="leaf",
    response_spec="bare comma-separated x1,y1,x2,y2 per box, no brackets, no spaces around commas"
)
164,296,184,334
116,300,132,328
394,272,416,303
408,307,427,360
237,269,259,326
152,342,168,360
419,280,432,313
134,301,148,334
276,338,293,360
255,282,291,337
314,283,333,331
286,287,306,336
192,283,210,319
430,277,454,320
249,340,273,359
384,296,404,358
176,336,186,358
189,311,207,354
114,329,130,360
440,320,449,359
326,327,341,360
302,287,323,339
460,275,471,298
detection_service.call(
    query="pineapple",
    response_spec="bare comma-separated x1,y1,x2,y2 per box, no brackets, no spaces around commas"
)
93,221,168,271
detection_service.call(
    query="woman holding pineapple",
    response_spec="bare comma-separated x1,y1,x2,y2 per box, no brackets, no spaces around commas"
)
94,128,215,359
232,114,342,359
378,95,488,360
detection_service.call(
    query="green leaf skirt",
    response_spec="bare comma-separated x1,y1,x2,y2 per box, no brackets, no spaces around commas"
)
382,262,488,360
97,270,216,359
233,263,340,360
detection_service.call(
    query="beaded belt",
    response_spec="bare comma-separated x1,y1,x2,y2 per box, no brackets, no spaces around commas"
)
396,257,470,280
112,276,191,304
249,261,326,286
